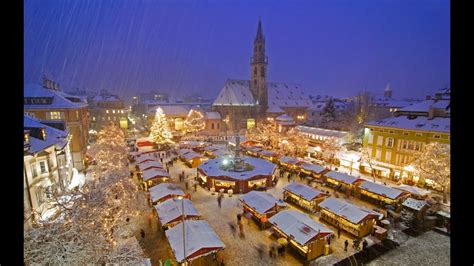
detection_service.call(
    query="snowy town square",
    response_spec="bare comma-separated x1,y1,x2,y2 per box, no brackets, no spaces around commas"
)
23,1,451,265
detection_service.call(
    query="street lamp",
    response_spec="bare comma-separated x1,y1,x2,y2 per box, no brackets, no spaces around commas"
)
177,196,186,265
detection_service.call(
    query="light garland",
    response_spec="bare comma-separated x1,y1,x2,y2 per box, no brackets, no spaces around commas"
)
184,109,206,133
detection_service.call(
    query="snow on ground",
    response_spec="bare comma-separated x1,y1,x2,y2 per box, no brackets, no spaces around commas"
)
367,231,450,266
68,168,85,190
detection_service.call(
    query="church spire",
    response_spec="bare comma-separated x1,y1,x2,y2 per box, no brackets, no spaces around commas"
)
255,17,264,41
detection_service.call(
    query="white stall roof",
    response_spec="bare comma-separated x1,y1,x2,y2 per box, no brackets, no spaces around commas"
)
138,161,163,171
149,183,185,203
392,185,431,197
299,163,326,174
182,151,204,161
283,182,326,201
155,198,200,226
402,198,430,212
239,191,286,214
165,220,225,263
280,156,301,165
359,181,406,200
178,148,193,155
319,197,381,224
142,168,170,181
268,210,333,246
260,150,277,157
324,171,360,185
136,154,157,164
199,156,276,181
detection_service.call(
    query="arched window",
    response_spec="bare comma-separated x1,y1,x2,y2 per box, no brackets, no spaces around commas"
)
261,67,265,77
254,67,257,75
259,45,262,52
254,79,257,87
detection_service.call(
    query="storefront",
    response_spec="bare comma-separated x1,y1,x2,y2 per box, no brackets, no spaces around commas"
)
283,182,329,212
323,170,362,192
240,191,286,229
319,197,380,237
268,210,334,261
155,198,201,230
298,162,328,180
141,168,170,191
279,156,302,171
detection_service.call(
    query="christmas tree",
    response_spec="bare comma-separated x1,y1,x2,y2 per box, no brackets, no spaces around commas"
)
150,107,173,144
184,109,205,133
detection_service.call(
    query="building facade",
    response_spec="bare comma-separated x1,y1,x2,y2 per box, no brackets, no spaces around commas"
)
89,90,128,130
24,116,73,228
24,80,89,171
362,88,450,186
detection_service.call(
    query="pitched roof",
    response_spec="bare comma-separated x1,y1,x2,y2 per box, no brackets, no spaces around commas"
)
213,79,256,106
319,197,380,224
24,115,69,154
268,210,333,246
299,163,326,174
165,220,225,263
324,171,360,185
142,168,170,181
399,99,450,113
239,191,286,214
365,116,450,133
24,83,87,109
206,112,222,120
358,181,406,200
155,198,200,226
402,198,430,212
283,182,327,201
147,105,191,116
296,126,349,138
148,183,185,203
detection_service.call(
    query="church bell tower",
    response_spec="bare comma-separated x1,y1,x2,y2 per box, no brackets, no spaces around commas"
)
250,18,268,113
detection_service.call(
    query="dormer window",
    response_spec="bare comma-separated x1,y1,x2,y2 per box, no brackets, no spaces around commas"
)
24,132,30,143
41,128,47,140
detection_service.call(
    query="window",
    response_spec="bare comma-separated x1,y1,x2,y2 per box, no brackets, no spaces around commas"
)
48,111,62,120
35,190,43,206
32,164,38,178
376,136,383,146
25,112,35,117
375,149,382,160
433,134,441,139
368,132,374,144
415,133,422,137
402,140,407,150
386,138,394,148
102,117,106,121
106,110,109,114
217,123,220,129
39,161,48,174
403,132,409,136
108,117,111,121
259,45,262,52
76,110,79,119
211,123,214,129
92,117,96,121
113,110,116,114
408,141,414,150
254,67,257,75
261,66,265,77
389,130,394,134
385,151,392,162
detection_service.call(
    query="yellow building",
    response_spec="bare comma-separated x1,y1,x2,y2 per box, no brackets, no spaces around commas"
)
24,82,89,171
362,89,450,187
89,92,128,130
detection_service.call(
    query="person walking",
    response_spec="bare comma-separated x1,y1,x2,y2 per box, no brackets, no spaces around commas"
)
217,194,222,208
344,239,349,251
237,213,242,223
238,220,245,238
185,181,189,190
193,182,198,192
228,222,236,238
256,243,264,259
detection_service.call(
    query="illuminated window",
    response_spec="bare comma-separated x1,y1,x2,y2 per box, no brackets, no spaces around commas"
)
403,132,409,136
39,161,48,174
24,132,29,143
106,110,109,114
113,110,116,114
386,138,394,148
48,111,62,120
385,150,392,162
247,119,255,130
415,133,422,137
108,117,111,121
92,117,96,121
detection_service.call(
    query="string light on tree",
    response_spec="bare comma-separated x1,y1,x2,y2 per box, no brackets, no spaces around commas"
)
149,107,174,145
184,109,205,133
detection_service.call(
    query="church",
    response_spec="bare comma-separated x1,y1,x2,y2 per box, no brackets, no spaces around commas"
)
212,19,311,133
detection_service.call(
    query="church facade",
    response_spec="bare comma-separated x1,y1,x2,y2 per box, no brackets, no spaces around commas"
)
212,19,311,132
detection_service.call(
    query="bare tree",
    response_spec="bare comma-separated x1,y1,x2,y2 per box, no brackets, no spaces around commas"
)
360,147,377,182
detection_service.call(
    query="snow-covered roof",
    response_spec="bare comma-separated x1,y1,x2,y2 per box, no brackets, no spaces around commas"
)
136,154,157,164
24,116,69,154
296,126,349,138
178,148,193,155
283,182,327,201
324,171,360,185
213,80,256,106
137,146,158,154
147,105,191,116
268,82,311,108
402,198,430,212
399,99,450,113
371,98,418,108
199,156,276,181
138,161,163,171
268,210,333,246
142,168,170,181
24,83,87,109
299,163,326,174
182,151,204,161
149,183,185,203
239,191,286,214
267,105,285,113
165,220,225,263
276,114,294,122
259,149,278,157
92,94,121,102
392,185,431,197
319,197,380,224
155,198,200,226
365,116,450,133
279,156,301,165
358,181,406,200
206,112,222,120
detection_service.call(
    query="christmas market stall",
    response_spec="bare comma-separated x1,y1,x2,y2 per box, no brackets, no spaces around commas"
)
198,156,277,194
135,153,158,164
401,198,431,227
155,198,201,230
239,191,286,229
323,171,363,192
278,156,302,171
357,181,409,206
165,220,225,266
203,145,221,158
258,149,280,163
268,210,334,261
282,182,329,212
391,184,431,200
319,197,381,237
141,168,171,191
148,183,186,205
298,162,328,182
182,151,207,168
137,160,163,172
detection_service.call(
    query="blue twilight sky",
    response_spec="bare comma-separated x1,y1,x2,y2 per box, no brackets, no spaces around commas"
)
24,0,450,101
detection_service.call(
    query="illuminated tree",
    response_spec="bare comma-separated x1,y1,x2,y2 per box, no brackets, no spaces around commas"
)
285,128,309,157
90,122,128,174
361,146,377,182
322,137,342,170
149,107,173,145
246,121,278,148
184,109,206,133
412,142,450,203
